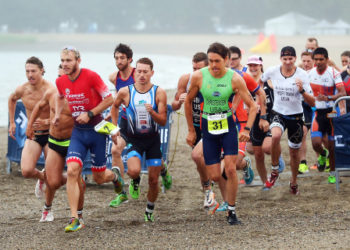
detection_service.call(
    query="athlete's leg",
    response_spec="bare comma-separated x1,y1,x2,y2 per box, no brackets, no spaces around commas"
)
147,166,162,203
270,127,282,167
44,148,66,206
327,140,335,172
111,135,126,178
223,155,238,206
299,125,309,162
20,139,45,180
289,147,300,185
191,140,210,188
66,161,81,219
253,146,267,184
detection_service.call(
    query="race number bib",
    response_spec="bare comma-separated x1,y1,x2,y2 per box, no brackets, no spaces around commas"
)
207,114,229,135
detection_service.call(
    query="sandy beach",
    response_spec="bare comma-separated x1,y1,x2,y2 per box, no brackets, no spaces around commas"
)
1,34,350,249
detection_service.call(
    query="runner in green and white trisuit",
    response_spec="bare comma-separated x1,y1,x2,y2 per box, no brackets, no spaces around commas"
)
185,42,257,225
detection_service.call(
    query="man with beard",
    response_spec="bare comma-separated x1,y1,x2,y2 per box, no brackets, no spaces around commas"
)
8,56,54,199
55,47,123,232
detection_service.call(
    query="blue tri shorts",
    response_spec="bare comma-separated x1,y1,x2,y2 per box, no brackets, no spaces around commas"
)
201,115,238,165
66,126,108,172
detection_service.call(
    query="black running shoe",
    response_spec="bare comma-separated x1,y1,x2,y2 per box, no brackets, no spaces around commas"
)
227,211,241,225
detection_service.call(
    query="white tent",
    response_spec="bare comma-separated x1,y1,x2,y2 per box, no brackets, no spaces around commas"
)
265,12,317,36
308,19,350,35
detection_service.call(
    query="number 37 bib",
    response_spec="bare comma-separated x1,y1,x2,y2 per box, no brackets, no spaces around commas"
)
207,114,229,135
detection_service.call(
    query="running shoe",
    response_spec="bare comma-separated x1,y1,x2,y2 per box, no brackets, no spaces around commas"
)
328,175,336,184
112,167,124,194
217,201,228,212
317,149,329,172
289,183,299,195
298,163,309,174
35,179,46,199
78,217,85,228
144,212,154,222
161,167,172,190
129,179,140,199
227,211,241,225
39,210,54,222
278,155,285,173
265,171,279,188
109,192,128,207
204,190,219,214
243,156,254,185
64,218,82,233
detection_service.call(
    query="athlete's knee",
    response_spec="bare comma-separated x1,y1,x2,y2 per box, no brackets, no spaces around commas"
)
224,165,237,179
92,172,105,185
46,177,62,190
191,149,202,164
127,168,140,179
21,168,34,178
254,150,265,161
66,163,80,179
111,144,123,158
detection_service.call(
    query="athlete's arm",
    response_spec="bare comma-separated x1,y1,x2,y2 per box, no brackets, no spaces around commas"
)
172,74,189,111
232,73,258,142
26,89,52,139
147,87,167,126
8,85,24,140
296,78,315,107
185,71,201,147
111,86,128,125
254,88,269,132
231,94,241,112
109,71,118,86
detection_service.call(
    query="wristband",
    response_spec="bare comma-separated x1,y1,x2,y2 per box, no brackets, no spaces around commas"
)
260,114,268,121
87,111,94,119
244,126,251,132
299,89,305,94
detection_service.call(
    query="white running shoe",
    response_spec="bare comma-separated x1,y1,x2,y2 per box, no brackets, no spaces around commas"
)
39,210,54,222
35,179,46,199
203,190,216,208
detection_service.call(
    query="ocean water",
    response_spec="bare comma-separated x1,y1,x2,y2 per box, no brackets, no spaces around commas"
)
0,51,191,127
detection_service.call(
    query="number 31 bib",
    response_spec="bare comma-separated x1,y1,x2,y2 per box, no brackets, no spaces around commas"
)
207,114,229,135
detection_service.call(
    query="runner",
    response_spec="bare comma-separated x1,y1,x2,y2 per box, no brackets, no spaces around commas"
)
111,57,167,222
217,52,271,211
340,51,350,72
26,85,85,223
108,43,135,207
8,56,54,198
341,55,350,111
309,47,346,183
172,52,217,211
228,46,246,72
245,55,275,189
263,46,315,194
298,51,315,174
54,46,123,232
185,42,257,225
108,44,172,208
305,37,341,72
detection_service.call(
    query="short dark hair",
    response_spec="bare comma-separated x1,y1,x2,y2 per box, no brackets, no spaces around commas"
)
313,47,328,59
58,64,62,69
114,43,133,59
26,56,44,69
207,42,229,59
341,50,350,58
192,52,208,65
228,46,241,58
136,57,153,70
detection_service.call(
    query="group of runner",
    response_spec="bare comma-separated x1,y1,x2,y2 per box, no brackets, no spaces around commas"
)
8,38,350,229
